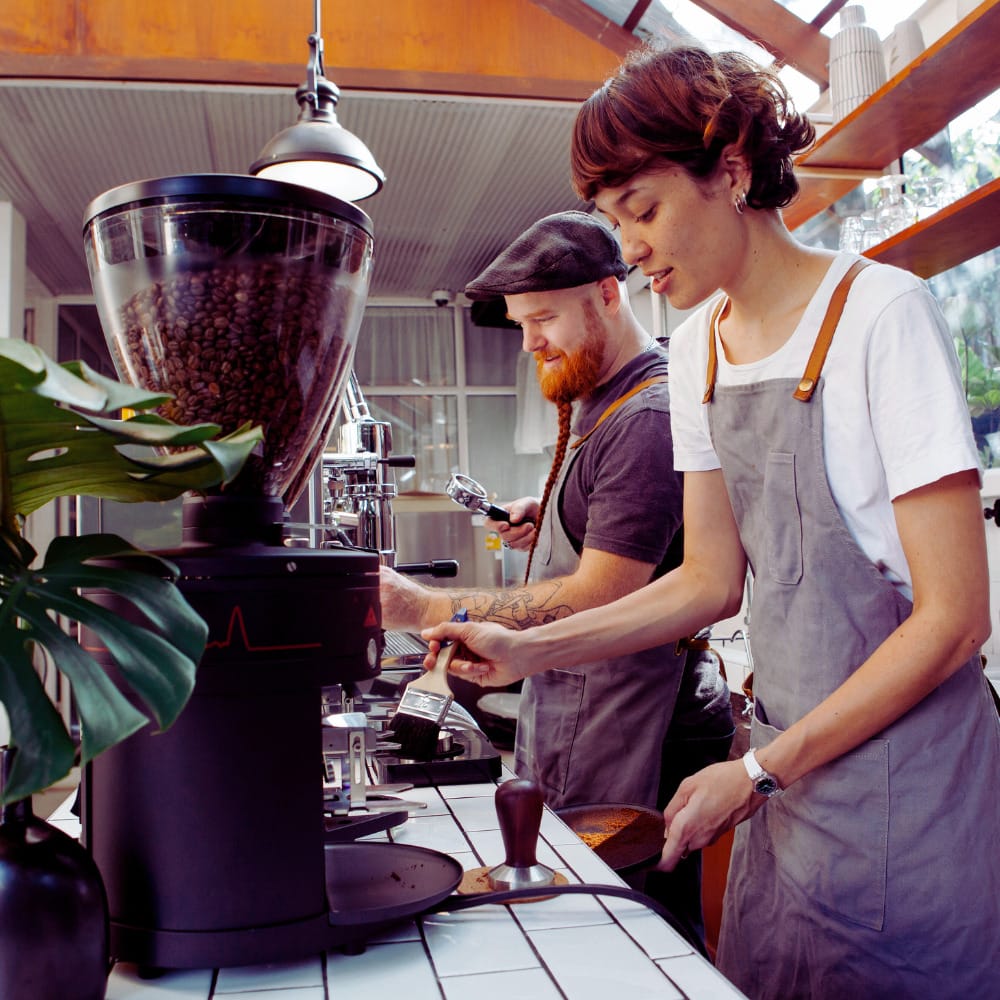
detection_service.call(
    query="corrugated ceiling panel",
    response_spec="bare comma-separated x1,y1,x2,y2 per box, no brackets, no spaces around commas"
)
0,81,589,299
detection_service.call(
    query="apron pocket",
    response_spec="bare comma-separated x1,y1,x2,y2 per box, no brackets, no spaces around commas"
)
754,718,889,931
763,451,803,585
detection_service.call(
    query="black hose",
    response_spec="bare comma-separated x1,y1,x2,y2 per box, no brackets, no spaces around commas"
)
436,882,708,960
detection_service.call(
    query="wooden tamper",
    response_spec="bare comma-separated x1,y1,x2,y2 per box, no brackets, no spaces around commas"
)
487,778,556,890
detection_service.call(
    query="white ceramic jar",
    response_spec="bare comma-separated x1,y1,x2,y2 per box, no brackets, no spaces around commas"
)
884,18,925,78
829,5,887,123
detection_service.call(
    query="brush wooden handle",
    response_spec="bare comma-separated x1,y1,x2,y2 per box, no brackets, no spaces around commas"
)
420,638,459,694
423,608,467,692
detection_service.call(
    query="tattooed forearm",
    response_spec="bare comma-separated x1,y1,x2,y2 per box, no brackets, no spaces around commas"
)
447,580,574,630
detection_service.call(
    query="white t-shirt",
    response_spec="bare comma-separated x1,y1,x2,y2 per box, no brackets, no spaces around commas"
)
669,252,981,596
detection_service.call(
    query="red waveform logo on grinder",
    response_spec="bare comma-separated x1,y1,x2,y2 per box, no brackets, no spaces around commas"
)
205,605,323,652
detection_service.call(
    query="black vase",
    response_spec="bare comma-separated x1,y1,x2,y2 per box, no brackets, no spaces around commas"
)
0,766,109,999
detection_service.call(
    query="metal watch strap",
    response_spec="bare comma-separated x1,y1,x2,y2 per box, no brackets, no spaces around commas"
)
742,749,782,798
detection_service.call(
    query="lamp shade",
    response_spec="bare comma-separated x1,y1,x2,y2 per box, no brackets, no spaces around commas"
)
250,119,385,202
250,72,385,203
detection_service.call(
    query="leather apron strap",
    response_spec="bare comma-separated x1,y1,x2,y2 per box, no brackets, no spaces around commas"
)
570,375,668,450
702,297,729,404
702,259,872,405
793,259,871,401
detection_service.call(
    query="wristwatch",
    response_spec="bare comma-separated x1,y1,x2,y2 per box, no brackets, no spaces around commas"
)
742,749,782,798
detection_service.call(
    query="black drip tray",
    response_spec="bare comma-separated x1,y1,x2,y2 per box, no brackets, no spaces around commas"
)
373,728,501,787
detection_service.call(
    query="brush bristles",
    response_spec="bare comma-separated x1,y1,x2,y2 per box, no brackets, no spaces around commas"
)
388,635,460,759
389,691,454,760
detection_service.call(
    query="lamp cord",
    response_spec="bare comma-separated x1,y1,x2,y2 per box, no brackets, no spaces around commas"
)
307,0,325,97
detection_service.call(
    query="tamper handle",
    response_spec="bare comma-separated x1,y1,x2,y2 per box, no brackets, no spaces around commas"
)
496,778,544,867
487,778,554,889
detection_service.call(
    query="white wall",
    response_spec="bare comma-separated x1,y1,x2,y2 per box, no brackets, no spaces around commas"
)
1,209,70,746
0,204,27,747
0,202,26,342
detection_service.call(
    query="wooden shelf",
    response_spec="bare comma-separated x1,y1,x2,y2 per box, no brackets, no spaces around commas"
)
864,176,1000,278
785,0,1000,231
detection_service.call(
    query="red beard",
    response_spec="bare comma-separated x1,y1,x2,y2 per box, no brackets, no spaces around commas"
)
535,302,606,404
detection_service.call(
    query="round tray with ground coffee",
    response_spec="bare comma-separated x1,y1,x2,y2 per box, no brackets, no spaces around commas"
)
556,803,666,875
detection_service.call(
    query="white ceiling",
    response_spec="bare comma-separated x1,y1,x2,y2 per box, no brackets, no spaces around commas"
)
0,79,590,303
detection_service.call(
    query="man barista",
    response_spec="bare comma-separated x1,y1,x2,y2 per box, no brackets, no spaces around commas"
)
380,211,733,946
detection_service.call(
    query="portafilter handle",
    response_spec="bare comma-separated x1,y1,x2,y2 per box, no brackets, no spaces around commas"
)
395,560,460,578
445,473,531,526
487,778,556,890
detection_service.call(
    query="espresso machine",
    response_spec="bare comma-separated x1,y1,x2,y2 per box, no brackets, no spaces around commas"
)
319,379,501,787
322,371,411,566
77,173,465,971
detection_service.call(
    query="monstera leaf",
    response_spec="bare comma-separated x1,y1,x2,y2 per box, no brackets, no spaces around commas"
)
0,339,263,803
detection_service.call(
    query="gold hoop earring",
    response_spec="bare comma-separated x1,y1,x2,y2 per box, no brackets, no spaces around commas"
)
734,192,747,215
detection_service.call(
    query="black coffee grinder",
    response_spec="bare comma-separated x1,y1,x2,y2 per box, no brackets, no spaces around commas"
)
78,174,394,969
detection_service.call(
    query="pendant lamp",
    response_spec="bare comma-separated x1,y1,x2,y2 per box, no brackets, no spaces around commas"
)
250,0,385,202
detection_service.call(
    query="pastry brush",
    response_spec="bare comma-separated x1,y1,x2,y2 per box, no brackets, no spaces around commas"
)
388,609,467,759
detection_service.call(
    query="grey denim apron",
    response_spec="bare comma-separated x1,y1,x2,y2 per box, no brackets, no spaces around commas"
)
514,381,687,812
708,262,1000,999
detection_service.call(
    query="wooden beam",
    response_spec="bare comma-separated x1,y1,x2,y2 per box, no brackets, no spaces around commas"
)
622,0,654,34
689,0,830,85
810,0,849,30
794,165,882,181
0,0,623,101
527,0,646,57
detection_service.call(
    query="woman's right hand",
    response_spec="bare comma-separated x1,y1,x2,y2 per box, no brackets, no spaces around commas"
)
421,618,529,688
658,759,761,871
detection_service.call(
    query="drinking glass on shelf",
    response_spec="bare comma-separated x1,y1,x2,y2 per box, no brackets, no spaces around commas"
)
839,214,867,253
862,212,887,250
872,174,918,236
910,175,945,220
840,213,885,253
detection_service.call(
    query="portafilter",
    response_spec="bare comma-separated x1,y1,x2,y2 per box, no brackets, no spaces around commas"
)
445,473,532,525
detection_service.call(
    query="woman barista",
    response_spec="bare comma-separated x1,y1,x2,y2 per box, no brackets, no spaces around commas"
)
424,43,1000,1000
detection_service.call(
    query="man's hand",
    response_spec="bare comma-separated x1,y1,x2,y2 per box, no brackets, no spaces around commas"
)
487,497,539,551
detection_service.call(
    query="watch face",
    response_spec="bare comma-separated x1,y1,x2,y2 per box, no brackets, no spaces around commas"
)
755,777,779,797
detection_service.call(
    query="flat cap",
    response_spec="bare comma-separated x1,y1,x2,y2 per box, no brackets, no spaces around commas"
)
464,211,627,301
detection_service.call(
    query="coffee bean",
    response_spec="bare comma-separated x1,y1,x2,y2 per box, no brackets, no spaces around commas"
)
114,261,355,498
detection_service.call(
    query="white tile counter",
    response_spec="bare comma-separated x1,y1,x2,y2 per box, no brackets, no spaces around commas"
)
48,776,747,1000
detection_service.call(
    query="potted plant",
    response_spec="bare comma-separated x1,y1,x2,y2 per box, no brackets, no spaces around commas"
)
955,339,1000,424
0,337,261,806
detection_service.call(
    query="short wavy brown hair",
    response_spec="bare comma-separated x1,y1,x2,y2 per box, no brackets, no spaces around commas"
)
571,44,815,210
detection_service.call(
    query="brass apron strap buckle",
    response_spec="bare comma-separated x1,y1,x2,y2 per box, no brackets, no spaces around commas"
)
675,632,727,682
